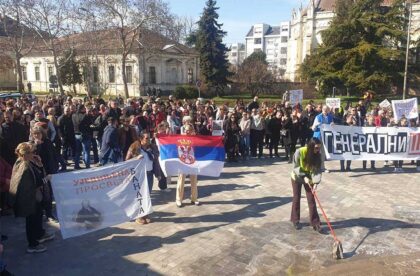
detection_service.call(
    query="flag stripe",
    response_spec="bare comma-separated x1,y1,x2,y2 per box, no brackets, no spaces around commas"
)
159,144,225,161
157,135,224,148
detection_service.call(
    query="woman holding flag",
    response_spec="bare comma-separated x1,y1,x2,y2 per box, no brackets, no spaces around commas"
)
176,124,200,208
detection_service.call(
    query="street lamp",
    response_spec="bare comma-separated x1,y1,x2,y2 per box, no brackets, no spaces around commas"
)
402,0,413,100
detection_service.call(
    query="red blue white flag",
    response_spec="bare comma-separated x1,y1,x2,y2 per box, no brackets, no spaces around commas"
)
156,135,225,177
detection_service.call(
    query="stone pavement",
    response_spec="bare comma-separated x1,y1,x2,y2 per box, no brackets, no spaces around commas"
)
2,156,420,275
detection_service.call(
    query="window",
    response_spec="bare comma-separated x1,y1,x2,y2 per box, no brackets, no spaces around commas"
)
266,39,274,45
126,66,132,83
254,27,262,34
48,66,54,78
231,52,237,57
35,66,40,81
22,66,27,81
280,58,287,65
254,38,262,44
281,47,287,54
108,65,115,83
93,66,99,83
149,66,156,84
281,36,288,43
188,68,193,84
282,27,288,32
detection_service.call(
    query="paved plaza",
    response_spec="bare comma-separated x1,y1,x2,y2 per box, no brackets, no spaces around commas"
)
2,156,420,275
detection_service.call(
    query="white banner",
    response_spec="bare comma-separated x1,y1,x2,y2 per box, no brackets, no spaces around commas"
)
326,98,341,110
289,89,303,106
379,99,391,109
320,124,420,160
51,159,152,239
392,98,418,121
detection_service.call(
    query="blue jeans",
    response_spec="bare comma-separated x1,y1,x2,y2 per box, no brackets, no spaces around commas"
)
241,134,250,157
75,135,92,168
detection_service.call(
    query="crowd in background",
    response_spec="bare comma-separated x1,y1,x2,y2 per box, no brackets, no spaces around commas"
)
1,92,420,256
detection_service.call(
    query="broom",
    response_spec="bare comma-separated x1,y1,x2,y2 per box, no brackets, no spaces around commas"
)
311,186,344,260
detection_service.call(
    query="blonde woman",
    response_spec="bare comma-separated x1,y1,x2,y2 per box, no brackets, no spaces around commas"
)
8,142,54,253
176,124,200,207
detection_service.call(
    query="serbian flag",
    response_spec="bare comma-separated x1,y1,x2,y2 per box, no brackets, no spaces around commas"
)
156,135,225,177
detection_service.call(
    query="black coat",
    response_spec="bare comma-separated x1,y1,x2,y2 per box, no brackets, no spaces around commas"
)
33,139,59,175
281,118,300,146
268,117,282,138
0,122,27,166
57,114,75,143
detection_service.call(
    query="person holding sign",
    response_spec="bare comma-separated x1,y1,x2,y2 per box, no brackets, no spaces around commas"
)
290,138,323,232
311,106,333,173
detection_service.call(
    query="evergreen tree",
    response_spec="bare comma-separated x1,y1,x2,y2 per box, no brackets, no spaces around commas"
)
59,49,83,95
195,0,230,95
301,0,407,96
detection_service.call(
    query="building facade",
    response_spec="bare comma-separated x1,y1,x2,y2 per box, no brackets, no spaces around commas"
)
227,43,246,69
244,22,290,77
16,29,200,97
285,0,420,82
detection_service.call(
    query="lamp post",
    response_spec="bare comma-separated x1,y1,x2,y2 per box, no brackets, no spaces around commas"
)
402,0,413,100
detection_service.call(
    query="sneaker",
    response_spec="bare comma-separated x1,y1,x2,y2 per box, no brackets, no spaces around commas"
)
292,222,301,230
176,201,183,208
135,217,148,225
313,225,323,234
47,216,59,223
37,232,55,244
27,244,47,253
191,201,201,206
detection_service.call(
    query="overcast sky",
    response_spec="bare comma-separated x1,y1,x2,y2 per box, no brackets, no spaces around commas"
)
166,0,308,45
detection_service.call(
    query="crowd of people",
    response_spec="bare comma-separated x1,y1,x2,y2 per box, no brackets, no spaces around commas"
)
0,92,419,258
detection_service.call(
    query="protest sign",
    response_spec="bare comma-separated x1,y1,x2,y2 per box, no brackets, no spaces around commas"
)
326,98,341,110
379,99,391,109
212,120,224,136
320,124,420,161
51,159,152,239
289,90,303,106
157,135,225,177
392,98,418,121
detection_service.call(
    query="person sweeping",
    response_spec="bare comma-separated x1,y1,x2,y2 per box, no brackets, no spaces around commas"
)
290,138,323,232
290,137,344,259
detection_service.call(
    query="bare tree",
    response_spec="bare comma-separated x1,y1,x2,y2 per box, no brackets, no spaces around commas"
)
21,0,73,95
89,0,175,98
233,59,274,97
71,3,110,97
0,0,37,93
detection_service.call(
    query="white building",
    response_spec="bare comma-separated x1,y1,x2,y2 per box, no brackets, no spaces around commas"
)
245,22,290,77
285,0,420,82
227,43,246,69
18,28,199,97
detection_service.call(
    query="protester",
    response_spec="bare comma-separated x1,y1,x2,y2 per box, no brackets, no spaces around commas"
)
312,106,333,173
290,138,323,232
239,111,251,160
250,109,265,158
99,117,121,165
176,124,200,208
8,142,55,253
126,131,155,224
